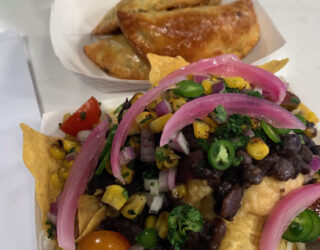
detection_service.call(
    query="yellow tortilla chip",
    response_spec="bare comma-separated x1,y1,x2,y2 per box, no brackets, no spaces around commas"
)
20,123,62,229
295,102,320,124
77,195,102,236
257,58,289,73
147,53,189,86
77,206,107,242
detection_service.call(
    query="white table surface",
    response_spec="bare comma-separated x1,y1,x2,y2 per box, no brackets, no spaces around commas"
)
1,0,320,249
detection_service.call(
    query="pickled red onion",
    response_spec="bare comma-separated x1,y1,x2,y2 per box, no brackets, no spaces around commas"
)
111,54,238,182
260,182,320,250
160,93,305,146
57,120,109,250
206,60,286,104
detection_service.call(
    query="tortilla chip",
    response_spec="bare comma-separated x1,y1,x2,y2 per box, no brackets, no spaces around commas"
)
20,123,62,228
294,102,320,124
257,58,289,73
147,53,189,86
77,195,102,236
77,206,107,241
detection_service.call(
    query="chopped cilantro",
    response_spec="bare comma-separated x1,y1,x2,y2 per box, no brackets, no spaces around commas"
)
45,221,56,240
290,97,300,104
156,150,165,162
68,147,75,153
247,90,263,98
150,181,155,187
197,138,209,151
139,116,152,124
224,85,240,93
122,172,130,178
142,168,159,179
80,111,86,120
122,189,129,200
58,122,62,127
215,114,251,144
214,105,228,123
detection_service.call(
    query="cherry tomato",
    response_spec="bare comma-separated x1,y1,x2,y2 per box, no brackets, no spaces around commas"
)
78,230,130,250
59,97,101,137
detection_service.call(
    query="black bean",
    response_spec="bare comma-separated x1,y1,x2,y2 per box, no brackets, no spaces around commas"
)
287,155,311,175
243,165,264,186
271,157,295,181
237,150,252,166
257,153,280,173
208,218,226,250
311,145,320,156
298,145,313,163
215,180,233,199
282,134,302,155
219,184,244,220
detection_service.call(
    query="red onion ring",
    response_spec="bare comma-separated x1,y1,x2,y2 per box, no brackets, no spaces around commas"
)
160,93,305,146
57,121,109,250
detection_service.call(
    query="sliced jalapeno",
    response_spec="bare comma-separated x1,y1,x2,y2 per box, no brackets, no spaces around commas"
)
173,80,204,98
302,209,320,242
261,120,281,143
208,140,235,170
283,209,313,242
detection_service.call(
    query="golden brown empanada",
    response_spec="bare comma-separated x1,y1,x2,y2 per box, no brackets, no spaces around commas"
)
84,35,150,80
118,0,260,62
92,0,219,35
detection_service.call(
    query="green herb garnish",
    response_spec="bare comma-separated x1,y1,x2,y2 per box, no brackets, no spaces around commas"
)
214,105,228,123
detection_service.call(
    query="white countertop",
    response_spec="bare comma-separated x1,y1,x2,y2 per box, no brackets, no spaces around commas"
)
1,1,320,249
0,0,320,115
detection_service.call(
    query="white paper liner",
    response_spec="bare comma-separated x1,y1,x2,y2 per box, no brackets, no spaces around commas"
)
49,0,285,92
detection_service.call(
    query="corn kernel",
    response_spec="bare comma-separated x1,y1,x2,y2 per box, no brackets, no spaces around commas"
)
224,76,251,90
121,166,135,184
171,97,186,112
170,184,187,200
202,117,218,133
135,111,153,129
193,120,210,139
101,185,128,210
145,215,157,229
155,211,170,239
246,137,269,160
149,113,173,133
121,193,147,220
128,121,140,135
62,159,74,169
128,136,140,153
58,167,69,181
201,79,212,95
51,173,62,190
63,140,78,152
49,140,66,160
130,92,144,105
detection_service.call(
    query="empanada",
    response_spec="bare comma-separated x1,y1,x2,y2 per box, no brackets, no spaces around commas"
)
84,35,150,80
118,0,260,62
92,0,219,35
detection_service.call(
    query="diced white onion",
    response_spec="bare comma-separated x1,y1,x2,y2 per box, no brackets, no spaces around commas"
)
149,194,165,214
150,180,160,196
76,130,92,143
144,178,158,191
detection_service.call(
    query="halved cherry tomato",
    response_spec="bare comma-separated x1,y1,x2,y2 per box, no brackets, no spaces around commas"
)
78,230,130,250
59,97,101,137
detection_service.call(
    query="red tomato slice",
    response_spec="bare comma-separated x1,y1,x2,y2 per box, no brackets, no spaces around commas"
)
59,97,101,137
